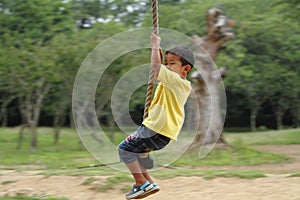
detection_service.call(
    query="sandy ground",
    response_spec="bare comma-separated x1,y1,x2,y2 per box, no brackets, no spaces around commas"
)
0,145,299,200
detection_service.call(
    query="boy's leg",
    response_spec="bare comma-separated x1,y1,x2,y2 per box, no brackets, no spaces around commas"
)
124,159,154,199
118,126,169,198
126,159,148,186
125,155,155,185
139,163,154,184
137,161,160,199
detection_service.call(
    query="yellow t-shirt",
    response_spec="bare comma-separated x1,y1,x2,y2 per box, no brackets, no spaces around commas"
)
143,65,191,141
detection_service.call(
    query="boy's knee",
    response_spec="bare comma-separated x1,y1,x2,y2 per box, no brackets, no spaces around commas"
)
118,141,137,164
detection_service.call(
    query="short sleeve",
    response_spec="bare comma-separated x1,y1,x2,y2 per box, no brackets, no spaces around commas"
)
157,65,182,89
157,64,190,93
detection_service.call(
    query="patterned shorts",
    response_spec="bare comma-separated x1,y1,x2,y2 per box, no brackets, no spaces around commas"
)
118,125,170,163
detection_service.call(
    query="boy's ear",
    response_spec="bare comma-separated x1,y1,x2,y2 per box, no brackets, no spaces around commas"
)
184,64,192,73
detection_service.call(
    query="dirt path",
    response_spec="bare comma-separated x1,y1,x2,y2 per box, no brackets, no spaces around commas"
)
0,145,299,200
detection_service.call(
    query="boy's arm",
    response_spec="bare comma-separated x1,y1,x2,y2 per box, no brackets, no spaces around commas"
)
151,33,162,79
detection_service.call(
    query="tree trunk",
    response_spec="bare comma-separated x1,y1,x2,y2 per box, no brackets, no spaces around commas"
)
54,127,60,144
189,8,234,149
250,108,257,132
291,103,300,128
275,111,283,130
0,96,15,127
53,113,60,144
17,78,51,148
53,109,66,144
271,98,289,130
30,121,38,148
17,123,28,150
1,108,7,127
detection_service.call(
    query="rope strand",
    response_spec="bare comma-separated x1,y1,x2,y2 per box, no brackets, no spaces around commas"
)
143,0,159,120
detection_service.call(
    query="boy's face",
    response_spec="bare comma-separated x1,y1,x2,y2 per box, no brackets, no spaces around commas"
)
164,53,191,79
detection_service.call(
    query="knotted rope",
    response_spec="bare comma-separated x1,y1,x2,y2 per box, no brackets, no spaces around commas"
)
143,0,159,120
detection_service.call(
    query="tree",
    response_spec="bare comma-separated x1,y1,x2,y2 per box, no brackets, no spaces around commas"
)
44,32,91,143
71,0,150,27
216,0,300,130
268,69,298,129
0,0,299,135
189,8,234,149
0,0,73,148
0,0,73,46
275,0,300,21
13,45,53,148
0,48,18,126
229,63,271,131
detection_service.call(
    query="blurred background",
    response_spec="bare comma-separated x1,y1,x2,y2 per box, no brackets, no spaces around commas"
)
0,0,299,147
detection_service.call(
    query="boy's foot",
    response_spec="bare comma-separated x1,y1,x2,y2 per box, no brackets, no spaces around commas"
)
131,182,160,199
136,182,160,199
125,181,153,199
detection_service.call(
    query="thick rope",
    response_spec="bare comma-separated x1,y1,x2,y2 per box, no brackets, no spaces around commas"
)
143,0,159,120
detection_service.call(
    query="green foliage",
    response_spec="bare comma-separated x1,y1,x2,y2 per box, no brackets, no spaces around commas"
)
274,0,300,21
214,0,300,128
0,0,299,130
71,0,150,27
0,0,73,46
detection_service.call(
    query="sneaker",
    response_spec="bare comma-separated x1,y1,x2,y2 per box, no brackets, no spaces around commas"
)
125,181,153,199
135,182,160,199
151,182,160,192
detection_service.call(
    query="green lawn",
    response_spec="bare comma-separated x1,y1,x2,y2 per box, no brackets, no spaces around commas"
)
225,128,300,145
0,127,299,170
0,127,299,200
0,127,93,169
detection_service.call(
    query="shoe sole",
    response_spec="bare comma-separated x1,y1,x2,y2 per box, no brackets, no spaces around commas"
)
126,184,154,199
133,187,160,199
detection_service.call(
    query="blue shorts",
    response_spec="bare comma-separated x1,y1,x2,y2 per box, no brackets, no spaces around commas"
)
118,125,170,163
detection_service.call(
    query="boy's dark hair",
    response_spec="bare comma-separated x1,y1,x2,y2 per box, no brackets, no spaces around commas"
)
166,46,194,68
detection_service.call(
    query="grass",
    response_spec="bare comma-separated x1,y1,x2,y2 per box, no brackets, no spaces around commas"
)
152,168,266,180
81,177,98,185
173,144,289,167
0,127,299,174
0,127,299,199
0,127,92,169
0,195,67,200
289,172,300,177
88,173,133,192
225,128,300,145
1,180,17,185
0,127,299,169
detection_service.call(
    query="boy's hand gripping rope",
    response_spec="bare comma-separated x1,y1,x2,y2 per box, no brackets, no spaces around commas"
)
143,0,159,120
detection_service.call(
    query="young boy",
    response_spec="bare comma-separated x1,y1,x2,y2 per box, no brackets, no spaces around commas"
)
118,33,194,199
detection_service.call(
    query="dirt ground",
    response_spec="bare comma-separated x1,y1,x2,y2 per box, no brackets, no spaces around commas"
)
1,145,299,200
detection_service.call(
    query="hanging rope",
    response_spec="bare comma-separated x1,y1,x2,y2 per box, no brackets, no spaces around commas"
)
143,0,159,120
